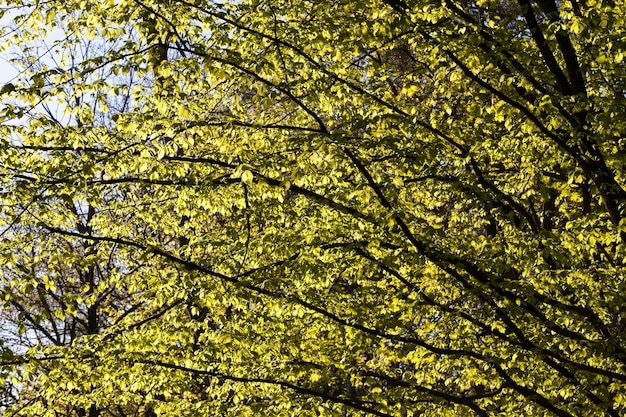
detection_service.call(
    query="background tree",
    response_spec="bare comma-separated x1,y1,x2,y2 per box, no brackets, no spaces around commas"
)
0,15,173,417
1,0,625,416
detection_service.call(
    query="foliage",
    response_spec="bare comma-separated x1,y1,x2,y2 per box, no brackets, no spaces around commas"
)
1,0,626,416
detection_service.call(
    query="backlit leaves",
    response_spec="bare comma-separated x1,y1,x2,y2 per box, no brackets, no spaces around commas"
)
0,0,625,416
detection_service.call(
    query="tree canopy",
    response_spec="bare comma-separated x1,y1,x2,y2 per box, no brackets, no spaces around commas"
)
0,0,626,416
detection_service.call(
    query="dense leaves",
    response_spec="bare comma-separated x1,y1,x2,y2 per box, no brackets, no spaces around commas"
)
1,0,625,416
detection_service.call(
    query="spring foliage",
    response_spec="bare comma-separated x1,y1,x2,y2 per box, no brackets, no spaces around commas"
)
1,0,626,416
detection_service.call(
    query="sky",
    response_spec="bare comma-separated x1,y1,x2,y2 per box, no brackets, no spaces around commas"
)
0,6,74,130
0,7,21,85
0,57,18,85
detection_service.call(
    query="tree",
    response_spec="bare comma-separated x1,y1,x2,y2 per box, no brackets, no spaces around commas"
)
0,0,625,416
0,17,168,417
